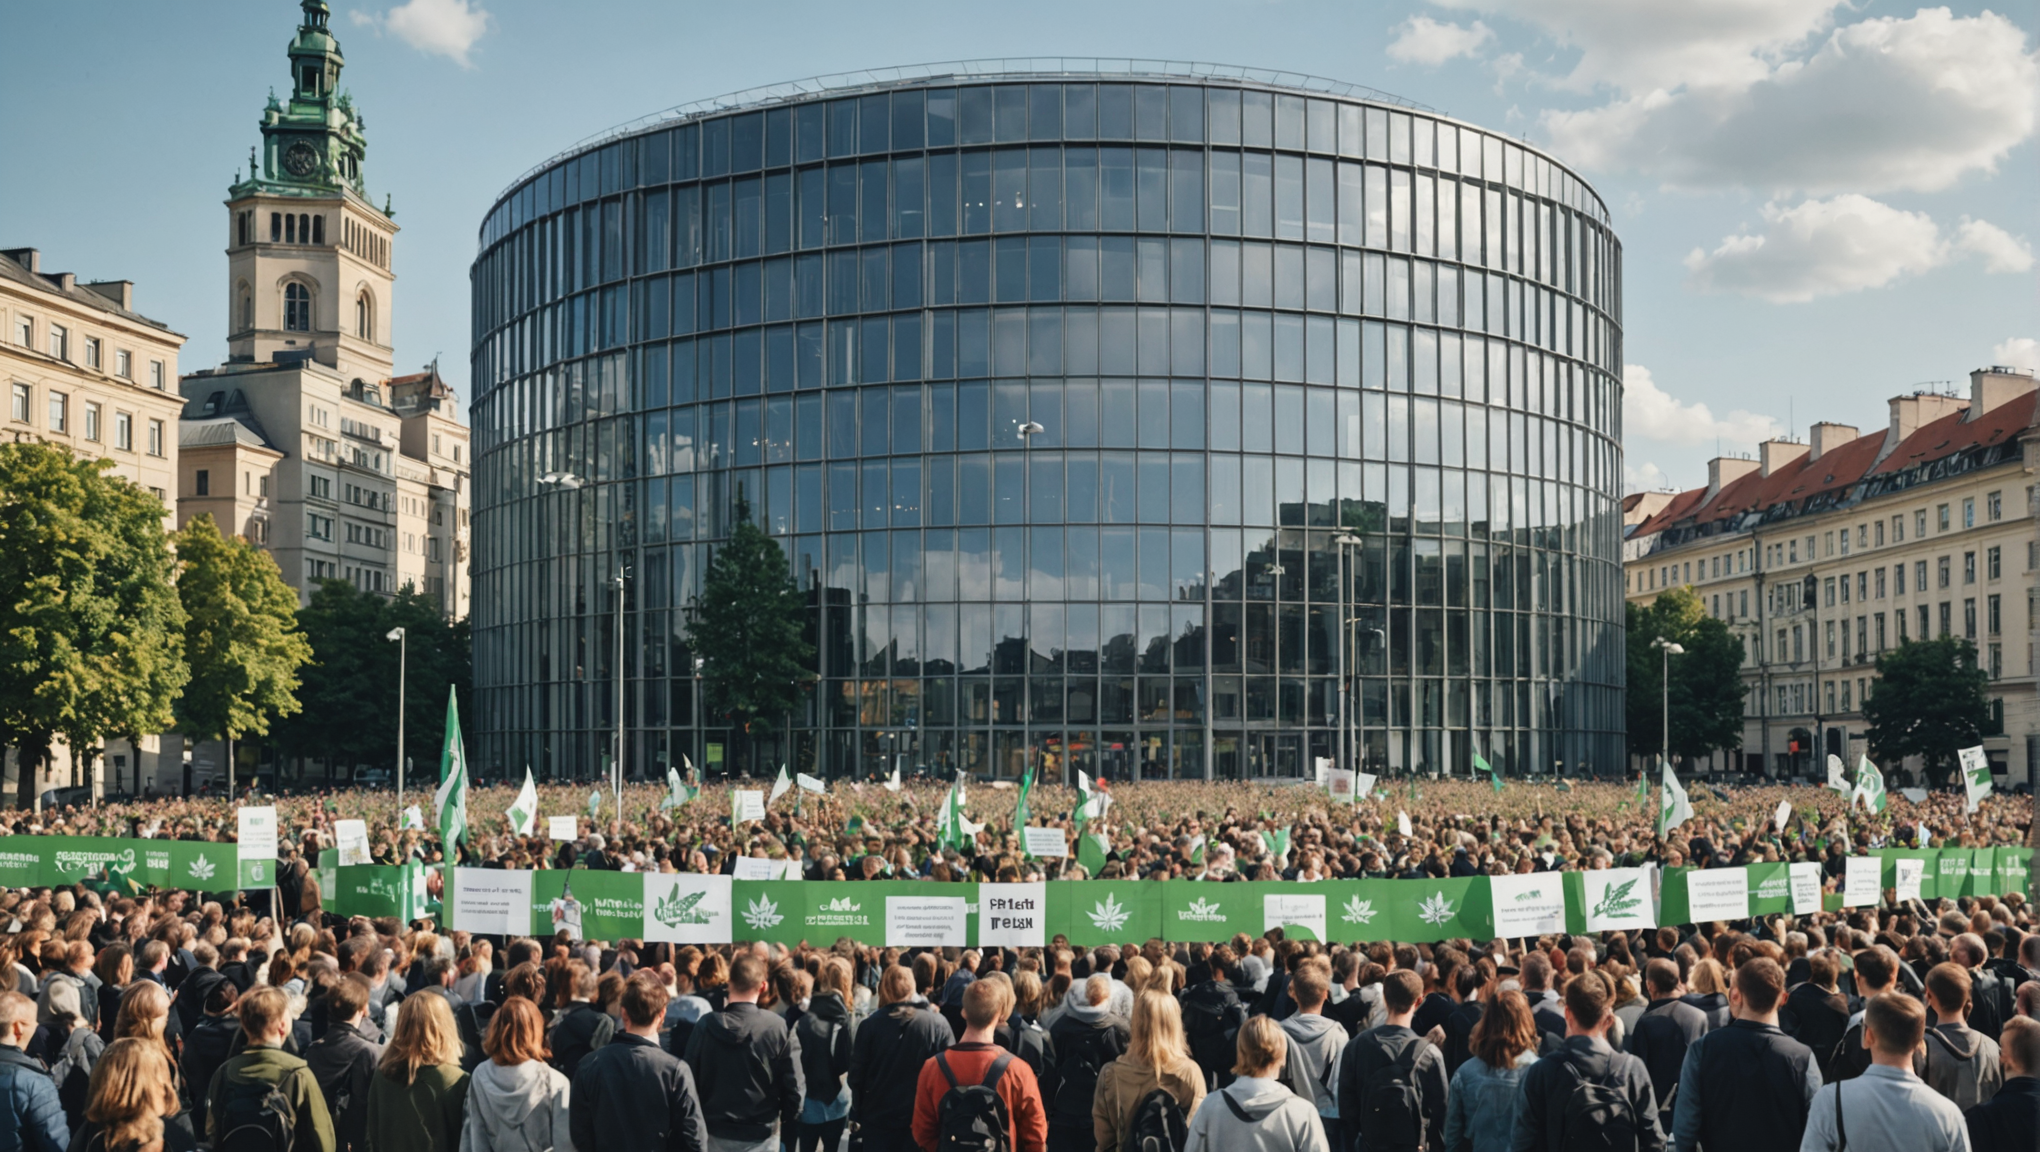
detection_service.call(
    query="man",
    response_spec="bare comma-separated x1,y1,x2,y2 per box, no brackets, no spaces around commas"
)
1326,951,1375,1039
1671,957,1822,1152
1799,993,1968,1152
912,979,1048,1152
182,979,242,1134
1439,964,1487,1075
1783,954,1852,1080
1963,1015,2036,1152
1521,953,1565,1042
0,991,67,1152
548,960,614,1080
1042,974,1130,1152
1512,969,1662,1152
941,951,980,1040
1181,947,1250,1089
1920,962,2003,1109
685,953,804,1152
1279,961,1349,1152
304,973,381,1152
172,941,227,1037
1628,958,1708,1123
1829,947,1908,1083
1951,935,2009,1043
849,965,956,1152
205,985,337,1152
572,971,709,1152
1339,969,1449,1152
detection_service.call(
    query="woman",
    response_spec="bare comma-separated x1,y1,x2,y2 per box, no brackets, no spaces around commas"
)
1183,1016,1325,1152
1442,990,1538,1152
793,958,856,1152
459,998,570,1152
454,943,493,1005
1684,959,1731,1030
1095,991,1208,1152
365,990,470,1152
95,944,135,1042
69,1037,194,1152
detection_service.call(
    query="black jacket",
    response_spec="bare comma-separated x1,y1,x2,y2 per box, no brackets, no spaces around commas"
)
848,997,955,1130
1964,1074,2037,1152
1626,997,1707,1114
547,1001,615,1081
571,1032,708,1152
1779,985,1850,1079
1181,979,1250,1086
303,1018,379,1152
180,1014,240,1133
1337,1024,1449,1152
1681,991,1730,1032
792,991,854,1104
172,969,226,1037
683,1001,805,1141
1440,999,1483,1075
1681,1019,1818,1152
1043,1006,1131,1130
1515,1035,1663,1152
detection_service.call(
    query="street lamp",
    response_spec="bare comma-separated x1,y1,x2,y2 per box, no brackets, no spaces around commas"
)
386,627,406,811
1331,533,1363,780
1016,421,1045,440
1652,637,1686,774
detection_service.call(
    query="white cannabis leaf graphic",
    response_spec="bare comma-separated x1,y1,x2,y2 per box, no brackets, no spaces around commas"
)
742,894,784,931
1417,892,1455,927
1341,896,1378,925
1089,894,1130,932
187,856,216,881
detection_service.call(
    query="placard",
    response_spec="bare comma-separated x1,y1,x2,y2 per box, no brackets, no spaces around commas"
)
1685,868,1749,922
400,806,424,831
450,867,533,936
1894,858,1925,903
333,820,371,867
236,806,276,888
1326,768,1357,803
734,790,767,823
1354,772,1377,800
1263,892,1327,942
796,772,828,794
1581,867,1656,932
1490,871,1569,937
643,873,733,944
1842,856,1882,908
978,882,1046,948
1023,827,1069,858
548,816,578,841
733,856,782,881
1790,862,1824,915
885,896,967,947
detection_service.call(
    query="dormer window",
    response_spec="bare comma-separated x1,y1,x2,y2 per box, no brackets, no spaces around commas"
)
302,66,320,97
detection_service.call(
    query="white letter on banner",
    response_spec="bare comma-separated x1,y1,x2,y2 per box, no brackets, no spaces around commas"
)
1789,862,1824,915
643,873,733,944
1582,867,1656,932
885,896,967,947
978,882,1046,948
1685,868,1750,922
1491,872,1569,937
450,867,532,936
1842,857,1882,908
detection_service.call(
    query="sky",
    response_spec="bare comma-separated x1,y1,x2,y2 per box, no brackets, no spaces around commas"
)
1,0,2032,496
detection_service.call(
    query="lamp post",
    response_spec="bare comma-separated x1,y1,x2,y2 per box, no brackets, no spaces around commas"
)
1653,637,1686,773
386,626,406,811
1331,533,1363,779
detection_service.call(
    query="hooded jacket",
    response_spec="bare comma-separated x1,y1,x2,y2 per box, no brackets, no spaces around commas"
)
794,990,854,1105
847,997,955,1130
0,1043,68,1152
305,1018,382,1152
1183,1076,1327,1152
1093,1052,1207,1152
683,1001,804,1141
1279,1012,1349,1118
546,1002,614,1081
1921,1022,2003,1111
1044,998,1132,1131
459,1058,572,1152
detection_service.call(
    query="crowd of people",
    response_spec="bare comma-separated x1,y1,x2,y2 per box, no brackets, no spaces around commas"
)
0,777,2030,1152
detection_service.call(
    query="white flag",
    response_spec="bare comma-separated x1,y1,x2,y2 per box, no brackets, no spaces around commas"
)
884,766,902,792
1396,810,1412,837
1826,754,1851,794
401,805,424,831
1657,761,1693,836
507,767,538,836
796,772,828,794
1354,772,1377,800
768,765,792,805
1774,800,1792,834
1958,746,1991,813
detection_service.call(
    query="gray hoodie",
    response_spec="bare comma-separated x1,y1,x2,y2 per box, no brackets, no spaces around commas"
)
1921,1021,2003,1110
1278,1012,1348,1118
459,1058,574,1152
1185,1076,1328,1152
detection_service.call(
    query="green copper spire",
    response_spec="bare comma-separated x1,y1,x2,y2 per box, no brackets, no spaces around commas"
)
234,0,373,206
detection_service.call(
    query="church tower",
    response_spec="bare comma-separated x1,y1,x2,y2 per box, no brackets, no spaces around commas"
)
224,0,395,382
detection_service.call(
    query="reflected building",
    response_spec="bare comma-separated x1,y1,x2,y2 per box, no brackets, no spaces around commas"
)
469,63,1626,783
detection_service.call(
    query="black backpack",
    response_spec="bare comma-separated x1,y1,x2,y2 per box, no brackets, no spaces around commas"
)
1045,1025,1118,1127
1555,1051,1639,1152
1124,1086,1189,1152
1357,1035,1430,1152
935,1050,1014,1152
1181,988,1242,1084
215,1073,298,1152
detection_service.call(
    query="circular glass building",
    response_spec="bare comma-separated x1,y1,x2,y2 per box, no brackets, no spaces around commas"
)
469,61,1625,784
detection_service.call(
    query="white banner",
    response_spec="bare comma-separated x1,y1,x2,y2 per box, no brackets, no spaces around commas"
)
1326,768,1357,804
796,772,828,794
237,806,277,860
978,883,1046,948
547,815,578,841
885,896,967,947
732,856,782,881
1894,858,1926,903
734,790,767,823
1790,862,1824,915
1354,772,1377,800
1491,871,1569,937
1582,867,1657,932
1023,827,1068,857
449,867,532,936
1842,856,1882,908
1263,893,1327,942
1959,745,1991,813
1314,756,1333,785
333,819,371,867
1774,801,1793,834
643,873,733,944
1685,868,1750,922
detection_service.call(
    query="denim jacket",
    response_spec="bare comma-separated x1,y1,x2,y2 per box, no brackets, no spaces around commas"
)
1443,1052,1534,1152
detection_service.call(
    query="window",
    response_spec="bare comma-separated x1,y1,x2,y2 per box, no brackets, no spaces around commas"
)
1988,644,2002,680
1875,613,1886,651
83,337,100,370
149,361,164,389
239,289,253,331
1823,577,1835,608
1915,510,1927,538
1987,490,2002,521
1963,551,1976,583
1988,593,2001,635
1987,546,2001,580
1875,520,1885,546
1937,503,1950,532
1962,497,1975,528
13,316,29,347
146,418,163,456
284,283,312,332
82,402,100,442
270,212,282,242
114,411,131,451
48,324,68,361
354,291,373,340
309,475,330,499
1839,529,1850,556
307,513,332,540
1824,531,1834,557
114,349,131,378
1936,557,1949,589
1939,601,1952,637
1875,568,1885,598
194,469,210,496
46,392,66,433
1964,598,1977,639
9,383,27,423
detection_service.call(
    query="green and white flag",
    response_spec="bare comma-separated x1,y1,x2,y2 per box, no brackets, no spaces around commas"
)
884,766,902,792
1014,764,1035,856
507,767,538,835
1656,761,1693,838
587,790,601,818
938,774,971,850
769,765,792,806
432,688,469,852
1075,771,1111,825
660,765,690,811
1826,754,1851,794
1472,749,1503,794
1260,827,1292,866
1958,745,1991,814
1853,756,1887,814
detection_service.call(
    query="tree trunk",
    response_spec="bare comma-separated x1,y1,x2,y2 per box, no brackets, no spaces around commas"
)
14,736,47,811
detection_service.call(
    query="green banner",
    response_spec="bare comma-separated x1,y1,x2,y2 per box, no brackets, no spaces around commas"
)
1390,876,1493,941
532,869,647,942
1049,881,1162,946
327,863,428,921
1997,848,2032,896
1873,850,1938,901
0,836,239,891
1658,867,1693,927
1745,863,1794,917
1935,849,1972,899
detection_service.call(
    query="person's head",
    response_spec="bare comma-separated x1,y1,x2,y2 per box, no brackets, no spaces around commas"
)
1925,962,1971,1023
1520,951,1552,993
1013,969,1045,1017
1563,969,1611,1035
879,964,917,1006
1290,963,1331,1013
1232,1015,1286,1079
1688,958,1727,996
203,980,239,1017
727,954,768,1003
1997,1015,2037,1079
1852,947,1897,996
1730,958,1785,1021
1644,958,1680,999
1862,992,1926,1060
621,972,670,1034
1382,969,1423,1019
817,957,854,1003
1807,953,1839,992
0,991,34,1049
482,996,549,1067
379,989,462,1084
83,1038,178,1152
1471,989,1537,1068
238,986,291,1047
1129,990,1188,1069
94,943,133,988
961,977,1008,1033
328,973,372,1025
112,980,172,1052
1085,973,1112,1007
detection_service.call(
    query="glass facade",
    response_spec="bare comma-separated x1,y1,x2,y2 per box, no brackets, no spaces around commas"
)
469,69,1626,784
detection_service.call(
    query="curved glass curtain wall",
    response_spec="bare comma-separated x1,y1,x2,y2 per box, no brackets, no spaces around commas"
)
469,74,1626,784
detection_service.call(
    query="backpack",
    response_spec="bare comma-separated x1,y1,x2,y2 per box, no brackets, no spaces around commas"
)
935,1051,1014,1152
1124,1086,1189,1152
1357,1035,1430,1152
1181,988,1241,1083
214,1072,298,1152
50,1027,101,1123
1555,1051,1639,1152
1045,1024,1117,1127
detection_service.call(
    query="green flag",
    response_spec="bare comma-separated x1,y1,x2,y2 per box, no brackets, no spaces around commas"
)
938,774,967,851
432,688,468,853
506,766,538,835
1472,750,1503,793
1853,756,1887,815
1077,832,1109,876
1187,835,1206,865
1014,764,1035,856
1260,828,1292,865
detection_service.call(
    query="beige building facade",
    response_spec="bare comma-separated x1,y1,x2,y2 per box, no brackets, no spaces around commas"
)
1624,366,2039,786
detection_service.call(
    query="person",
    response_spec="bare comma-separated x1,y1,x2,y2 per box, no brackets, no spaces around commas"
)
1627,958,1707,1125
204,985,336,1152
1278,963,1347,1151
1338,970,1449,1152
1828,948,1907,1083
1920,962,2003,1110
793,958,855,1152
179,980,240,1137
0,990,69,1152
1182,1015,1327,1152
1181,951,1249,1091
1519,954,1565,1041
1962,1015,2035,1152
1671,958,1821,1152
545,963,612,1082
910,978,1047,1152
684,953,804,1152
570,972,708,1152
1439,965,1487,1076
93,945,133,1044
1799,993,1968,1152
1682,961,1732,1032
69,1037,194,1152
43,977,105,1126
1950,936,2009,1044
1443,989,1537,1152
1094,990,1207,1152
460,996,572,1152
848,965,955,1152
1782,954,1851,1081
364,990,468,1152
304,973,381,1152
1511,967,1661,1152
1002,971,1055,1079
39,942,96,1034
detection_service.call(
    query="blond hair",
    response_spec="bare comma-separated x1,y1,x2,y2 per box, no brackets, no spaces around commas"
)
1232,1014,1285,1078
1129,990,1189,1070
85,1038,177,1152
379,990,464,1085
1689,958,1728,996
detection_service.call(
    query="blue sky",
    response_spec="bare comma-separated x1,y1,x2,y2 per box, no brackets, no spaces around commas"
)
3,0,2032,494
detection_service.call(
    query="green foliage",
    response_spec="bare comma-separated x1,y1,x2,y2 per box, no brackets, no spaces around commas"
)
688,498,813,774
1625,587,1747,762
0,443,186,806
1864,636,1990,787
174,515,311,744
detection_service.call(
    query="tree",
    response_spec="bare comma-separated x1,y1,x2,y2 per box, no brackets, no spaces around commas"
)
1625,587,1747,765
0,443,186,808
1864,636,1989,788
688,498,813,776
174,515,312,782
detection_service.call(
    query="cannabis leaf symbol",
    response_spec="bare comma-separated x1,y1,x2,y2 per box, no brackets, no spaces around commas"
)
742,894,783,931
655,887,709,927
1342,897,1378,925
1592,878,1641,920
1186,898,1221,917
188,854,216,880
1089,894,1130,932
1417,892,1455,926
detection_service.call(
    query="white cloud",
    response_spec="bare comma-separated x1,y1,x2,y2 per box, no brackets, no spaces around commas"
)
1437,0,1840,93
1624,458,1673,495
1684,195,2031,302
1623,364,1781,446
355,0,491,68
1993,338,2040,372
1387,16,1494,65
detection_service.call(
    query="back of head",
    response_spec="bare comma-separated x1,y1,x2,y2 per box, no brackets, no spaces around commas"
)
1383,969,1422,1016
1998,1015,2038,1077
1563,970,1610,1030
1852,947,1896,993
380,990,460,1084
1806,953,1838,991
1644,958,1679,998
1924,962,1970,1016
0,990,33,1033
879,964,917,1006
1471,989,1536,1068
1520,951,1552,992
1085,973,1112,1007
1233,1015,1285,1079
622,972,669,1029
484,996,549,1066
84,1038,173,1152
327,973,372,1023
1734,957,1786,1016
1689,958,1726,995
1864,992,1924,1057
729,954,768,997
961,978,1008,1031
1290,964,1330,1011
1129,990,1186,1069
568,959,599,1002
238,986,289,1045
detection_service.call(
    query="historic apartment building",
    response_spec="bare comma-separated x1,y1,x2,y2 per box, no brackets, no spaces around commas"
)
1624,365,2039,786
